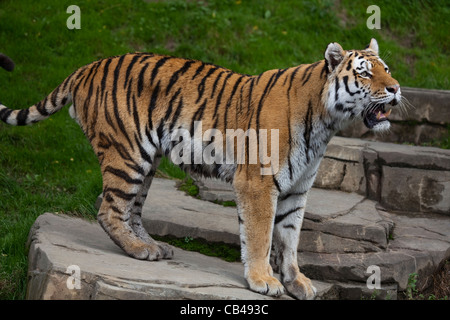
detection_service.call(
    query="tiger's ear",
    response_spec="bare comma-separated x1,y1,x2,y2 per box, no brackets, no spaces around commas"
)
366,38,379,55
324,42,345,72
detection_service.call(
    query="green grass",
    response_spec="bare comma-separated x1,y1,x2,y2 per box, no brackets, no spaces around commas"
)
152,235,241,263
177,177,200,198
421,125,450,150
402,269,449,300
0,0,448,299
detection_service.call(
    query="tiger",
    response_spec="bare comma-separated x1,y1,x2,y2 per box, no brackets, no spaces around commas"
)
0,38,401,300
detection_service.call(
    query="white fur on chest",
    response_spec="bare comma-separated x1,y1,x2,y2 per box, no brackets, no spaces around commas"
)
277,120,333,195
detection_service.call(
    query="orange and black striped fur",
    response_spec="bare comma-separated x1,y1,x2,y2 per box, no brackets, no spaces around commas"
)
0,39,401,299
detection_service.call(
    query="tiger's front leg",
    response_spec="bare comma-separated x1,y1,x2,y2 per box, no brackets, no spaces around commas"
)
272,192,316,300
234,173,285,297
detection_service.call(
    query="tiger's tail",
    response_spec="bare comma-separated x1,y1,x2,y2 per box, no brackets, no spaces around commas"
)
0,55,76,126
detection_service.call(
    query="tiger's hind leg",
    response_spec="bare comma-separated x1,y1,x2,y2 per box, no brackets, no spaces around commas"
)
129,156,173,259
97,150,172,261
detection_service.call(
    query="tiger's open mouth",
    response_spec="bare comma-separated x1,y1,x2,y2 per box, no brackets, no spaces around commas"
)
363,103,393,129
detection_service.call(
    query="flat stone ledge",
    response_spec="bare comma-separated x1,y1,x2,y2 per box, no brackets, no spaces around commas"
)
398,87,450,125
27,213,298,300
142,179,393,253
327,136,450,171
140,178,450,293
26,212,398,300
142,178,240,245
317,137,450,215
39,178,450,299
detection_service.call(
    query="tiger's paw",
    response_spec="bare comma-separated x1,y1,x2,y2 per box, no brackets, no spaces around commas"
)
247,273,285,297
126,241,174,261
156,241,174,259
283,273,317,300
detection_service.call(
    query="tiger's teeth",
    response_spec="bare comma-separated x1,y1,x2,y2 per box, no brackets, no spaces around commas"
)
376,111,382,120
385,109,392,117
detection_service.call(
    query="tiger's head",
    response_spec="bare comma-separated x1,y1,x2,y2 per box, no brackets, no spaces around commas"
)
323,38,401,132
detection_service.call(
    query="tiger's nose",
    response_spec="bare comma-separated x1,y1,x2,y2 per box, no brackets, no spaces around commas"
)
386,85,400,94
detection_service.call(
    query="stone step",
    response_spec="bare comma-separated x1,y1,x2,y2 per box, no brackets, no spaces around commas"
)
28,212,342,300
90,177,450,298
142,178,393,253
138,178,450,294
141,178,240,245
27,212,400,300
300,189,393,253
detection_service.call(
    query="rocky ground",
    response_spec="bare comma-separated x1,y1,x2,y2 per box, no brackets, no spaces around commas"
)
27,173,450,299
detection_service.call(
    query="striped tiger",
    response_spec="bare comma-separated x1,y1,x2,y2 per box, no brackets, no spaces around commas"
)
0,39,401,299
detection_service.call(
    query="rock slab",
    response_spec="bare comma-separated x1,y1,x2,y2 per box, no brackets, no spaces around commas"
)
142,178,450,294
28,177,450,300
27,213,303,300
317,137,450,215
26,212,395,300
143,179,392,253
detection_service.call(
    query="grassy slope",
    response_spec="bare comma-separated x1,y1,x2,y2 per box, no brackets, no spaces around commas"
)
0,0,448,299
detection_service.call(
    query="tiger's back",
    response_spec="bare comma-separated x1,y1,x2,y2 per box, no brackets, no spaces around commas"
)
67,52,330,182
72,53,248,179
